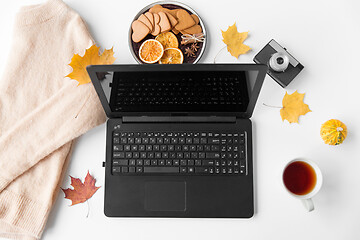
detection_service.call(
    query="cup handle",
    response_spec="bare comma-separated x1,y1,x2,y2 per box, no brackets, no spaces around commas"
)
301,198,314,212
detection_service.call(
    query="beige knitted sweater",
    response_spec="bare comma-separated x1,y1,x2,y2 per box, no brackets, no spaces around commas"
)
0,0,106,239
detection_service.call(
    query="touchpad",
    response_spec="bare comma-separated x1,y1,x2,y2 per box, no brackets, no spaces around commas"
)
145,181,186,211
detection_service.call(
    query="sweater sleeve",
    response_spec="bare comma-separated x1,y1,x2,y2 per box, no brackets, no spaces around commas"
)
0,14,106,192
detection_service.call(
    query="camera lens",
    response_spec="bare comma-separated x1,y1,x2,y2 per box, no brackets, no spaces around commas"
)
269,53,289,72
277,57,284,65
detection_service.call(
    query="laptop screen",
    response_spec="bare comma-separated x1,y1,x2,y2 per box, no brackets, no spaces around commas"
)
88,64,267,118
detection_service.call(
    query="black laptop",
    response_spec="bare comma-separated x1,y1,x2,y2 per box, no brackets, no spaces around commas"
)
87,64,267,218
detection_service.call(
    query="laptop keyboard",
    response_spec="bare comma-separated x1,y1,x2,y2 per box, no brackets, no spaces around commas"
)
111,131,247,176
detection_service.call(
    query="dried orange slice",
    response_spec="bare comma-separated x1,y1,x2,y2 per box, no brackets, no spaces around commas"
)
139,39,164,64
155,32,179,49
159,48,184,64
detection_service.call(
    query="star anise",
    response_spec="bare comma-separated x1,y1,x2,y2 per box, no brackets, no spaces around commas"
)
184,47,196,57
190,43,199,52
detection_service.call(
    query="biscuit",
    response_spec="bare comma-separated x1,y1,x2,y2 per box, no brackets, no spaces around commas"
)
131,20,150,42
158,12,171,33
172,28,180,34
175,9,196,30
151,13,161,36
191,14,199,25
182,24,202,35
145,12,154,29
165,12,178,28
149,5,179,18
138,14,153,31
167,9,180,18
149,4,162,12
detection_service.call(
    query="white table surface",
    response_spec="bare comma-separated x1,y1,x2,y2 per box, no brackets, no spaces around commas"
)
1,0,360,239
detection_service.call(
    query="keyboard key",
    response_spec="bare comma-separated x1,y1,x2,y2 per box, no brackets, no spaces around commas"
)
203,160,214,166
113,138,120,144
121,167,128,173
187,160,194,166
137,160,143,165
206,153,220,159
159,160,165,165
166,160,172,165
113,152,125,158
129,167,135,173
151,160,158,165
113,160,128,165
180,160,187,166
144,167,180,173
144,160,151,165
112,166,121,173
173,160,180,165
180,167,187,173
129,160,136,165
136,167,143,173
211,145,220,151
195,167,209,173
240,160,246,167
195,160,202,166
188,167,194,173
113,145,123,151
209,138,220,144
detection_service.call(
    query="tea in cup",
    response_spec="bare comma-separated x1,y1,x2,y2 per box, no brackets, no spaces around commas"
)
282,159,322,212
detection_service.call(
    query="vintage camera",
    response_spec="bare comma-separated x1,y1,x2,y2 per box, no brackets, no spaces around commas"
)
253,39,304,88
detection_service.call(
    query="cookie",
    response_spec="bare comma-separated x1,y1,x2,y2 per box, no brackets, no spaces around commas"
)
132,20,150,42
145,12,154,29
167,9,180,18
165,12,178,28
158,12,171,33
138,14,153,32
182,24,202,35
175,9,196,30
191,14,199,25
149,4,162,12
149,5,179,18
151,13,161,36
172,28,180,34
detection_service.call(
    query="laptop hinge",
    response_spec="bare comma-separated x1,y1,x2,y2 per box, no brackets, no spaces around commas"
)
122,116,236,123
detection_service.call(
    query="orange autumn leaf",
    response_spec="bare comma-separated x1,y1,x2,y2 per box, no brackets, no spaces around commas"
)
66,44,116,86
280,91,311,123
61,171,100,206
221,23,251,58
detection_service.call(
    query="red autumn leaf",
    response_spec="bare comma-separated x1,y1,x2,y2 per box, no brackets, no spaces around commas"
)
61,171,100,206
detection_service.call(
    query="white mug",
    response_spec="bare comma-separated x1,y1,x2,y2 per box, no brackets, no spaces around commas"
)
282,159,323,212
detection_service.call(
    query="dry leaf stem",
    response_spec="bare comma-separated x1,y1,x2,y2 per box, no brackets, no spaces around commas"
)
262,103,282,108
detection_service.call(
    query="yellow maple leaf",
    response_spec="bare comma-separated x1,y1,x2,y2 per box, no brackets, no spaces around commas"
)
66,45,116,85
280,91,311,123
221,23,251,58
